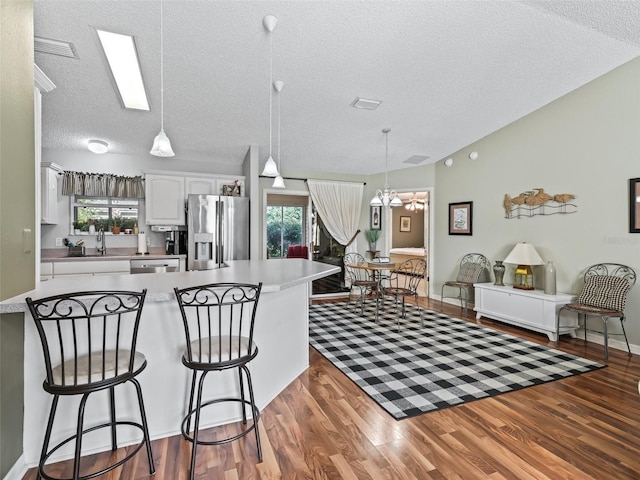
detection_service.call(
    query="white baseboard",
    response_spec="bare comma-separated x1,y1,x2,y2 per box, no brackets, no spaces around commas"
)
3,454,27,480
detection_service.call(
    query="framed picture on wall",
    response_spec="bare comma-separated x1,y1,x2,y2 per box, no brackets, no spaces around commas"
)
630,178,640,233
370,206,381,230
449,201,473,235
400,216,411,232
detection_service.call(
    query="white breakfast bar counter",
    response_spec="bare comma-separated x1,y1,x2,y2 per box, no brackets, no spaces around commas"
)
0,259,340,466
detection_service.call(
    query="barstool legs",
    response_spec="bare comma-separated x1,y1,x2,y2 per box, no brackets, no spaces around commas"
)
109,387,117,451
131,378,156,474
242,365,262,461
37,395,59,480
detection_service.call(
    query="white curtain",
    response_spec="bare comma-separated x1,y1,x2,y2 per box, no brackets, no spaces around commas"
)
307,179,364,254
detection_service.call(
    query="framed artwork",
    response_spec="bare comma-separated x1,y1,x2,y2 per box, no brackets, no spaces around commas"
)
221,181,242,196
630,178,640,233
449,201,473,235
370,205,381,230
400,216,411,232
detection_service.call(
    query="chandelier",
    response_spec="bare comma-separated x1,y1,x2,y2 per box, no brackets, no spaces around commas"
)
370,128,402,207
405,193,425,211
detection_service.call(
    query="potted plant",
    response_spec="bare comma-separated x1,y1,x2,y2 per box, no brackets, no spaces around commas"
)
111,216,121,235
365,229,381,252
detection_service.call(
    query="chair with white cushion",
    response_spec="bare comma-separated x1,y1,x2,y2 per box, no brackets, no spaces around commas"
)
556,263,636,361
440,253,490,316
174,282,263,480
381,258,427,330
25,290,154,480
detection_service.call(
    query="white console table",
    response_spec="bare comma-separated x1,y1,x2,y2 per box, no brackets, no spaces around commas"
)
473,283,576,341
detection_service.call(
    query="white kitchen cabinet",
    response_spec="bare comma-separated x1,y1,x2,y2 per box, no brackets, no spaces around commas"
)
145,174,186,225
473,283,576,342
41,163,61,224
185,177,217,196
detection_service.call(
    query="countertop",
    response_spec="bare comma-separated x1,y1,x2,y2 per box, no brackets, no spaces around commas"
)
0,259,340,313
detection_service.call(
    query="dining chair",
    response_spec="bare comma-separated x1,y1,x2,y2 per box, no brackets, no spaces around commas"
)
556,263,636,361
343,253,378,314
382,258,427,330
25,290,155,480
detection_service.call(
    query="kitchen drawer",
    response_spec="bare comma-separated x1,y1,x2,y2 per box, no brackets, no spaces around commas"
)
53,260,130,276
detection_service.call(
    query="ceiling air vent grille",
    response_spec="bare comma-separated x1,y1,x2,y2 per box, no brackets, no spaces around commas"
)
350,97,382,110
35,37,77,58
404,155,429,165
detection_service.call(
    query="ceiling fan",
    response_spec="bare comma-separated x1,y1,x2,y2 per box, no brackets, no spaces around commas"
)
405,193,426,211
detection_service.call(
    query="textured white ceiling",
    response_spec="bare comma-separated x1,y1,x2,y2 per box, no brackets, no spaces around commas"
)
33,0,640,175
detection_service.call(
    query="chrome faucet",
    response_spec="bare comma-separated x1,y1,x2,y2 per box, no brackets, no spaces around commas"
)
96,228,106,256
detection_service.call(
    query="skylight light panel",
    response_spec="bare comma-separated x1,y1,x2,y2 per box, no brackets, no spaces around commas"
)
96,29,149,111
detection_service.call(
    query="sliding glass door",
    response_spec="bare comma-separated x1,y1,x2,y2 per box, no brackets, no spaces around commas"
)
266,194,307,258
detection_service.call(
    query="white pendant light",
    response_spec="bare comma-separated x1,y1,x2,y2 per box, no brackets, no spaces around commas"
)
261,15,279,177
272,80,285,189
370,128,402,207
150,0,175,157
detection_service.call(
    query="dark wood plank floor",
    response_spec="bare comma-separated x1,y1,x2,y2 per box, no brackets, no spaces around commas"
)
22,297,640,479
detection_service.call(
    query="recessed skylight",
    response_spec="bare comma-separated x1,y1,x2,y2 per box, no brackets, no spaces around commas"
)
96,29,149,111
350,97,382,110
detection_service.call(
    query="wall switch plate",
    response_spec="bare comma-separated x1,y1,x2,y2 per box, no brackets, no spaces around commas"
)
55,237,63,247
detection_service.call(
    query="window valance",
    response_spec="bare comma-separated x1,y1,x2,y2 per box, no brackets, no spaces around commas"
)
61,171,145,198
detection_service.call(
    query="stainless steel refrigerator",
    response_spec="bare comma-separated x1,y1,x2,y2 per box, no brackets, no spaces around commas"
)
187,194,249,270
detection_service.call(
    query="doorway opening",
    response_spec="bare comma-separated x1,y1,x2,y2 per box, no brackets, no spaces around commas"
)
389,190,431,297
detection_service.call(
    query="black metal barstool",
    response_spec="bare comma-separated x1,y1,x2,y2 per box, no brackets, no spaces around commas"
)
25,290,155,480
174,282,263,480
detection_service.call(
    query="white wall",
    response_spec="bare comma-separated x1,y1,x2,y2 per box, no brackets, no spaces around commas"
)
433,56,640,348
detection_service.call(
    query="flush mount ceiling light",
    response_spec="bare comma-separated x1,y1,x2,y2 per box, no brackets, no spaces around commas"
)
370,128,403,207
88,140,108,154
150,0,175,157
272,80,285,189
261,15,280,177
96,29,149,110
469,151,479,160
351,97,382,110
444,158,454,167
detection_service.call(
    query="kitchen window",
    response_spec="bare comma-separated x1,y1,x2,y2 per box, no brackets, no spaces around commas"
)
72,196,139,232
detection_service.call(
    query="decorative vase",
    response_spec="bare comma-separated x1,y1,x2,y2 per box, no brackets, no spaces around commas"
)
112,226,121,235
370,242,377,252
493,260,505,286
88,224,96,235
544,261,556,295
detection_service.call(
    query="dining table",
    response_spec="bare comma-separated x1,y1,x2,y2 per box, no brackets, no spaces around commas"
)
350,261,398,321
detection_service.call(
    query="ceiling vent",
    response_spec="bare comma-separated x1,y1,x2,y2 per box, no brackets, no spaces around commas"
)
34,36,77,58
404,155,429,165
350,97,382,110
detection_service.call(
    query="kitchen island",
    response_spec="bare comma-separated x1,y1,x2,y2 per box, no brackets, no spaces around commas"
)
0,259,340,467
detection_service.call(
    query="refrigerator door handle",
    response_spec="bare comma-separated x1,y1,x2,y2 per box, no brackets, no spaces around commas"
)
217,199,224,267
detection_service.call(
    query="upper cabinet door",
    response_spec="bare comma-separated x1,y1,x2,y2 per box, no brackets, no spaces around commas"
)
41,165,59,224
145,174,186,225
185,177,217,196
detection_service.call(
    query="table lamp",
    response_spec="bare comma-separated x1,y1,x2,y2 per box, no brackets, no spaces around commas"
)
503,242,544,290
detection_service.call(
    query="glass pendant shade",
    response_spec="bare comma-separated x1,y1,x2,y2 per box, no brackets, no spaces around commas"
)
262,156,279,176
150,129,175,157
272,175,285,189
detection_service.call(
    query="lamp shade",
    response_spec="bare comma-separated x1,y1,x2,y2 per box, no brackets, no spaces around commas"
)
272,175,285,189
261,156,279,177
503,242,544,265
150,129,175,157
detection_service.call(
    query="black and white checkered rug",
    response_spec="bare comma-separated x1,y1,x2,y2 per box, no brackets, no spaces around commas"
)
309,302,605,420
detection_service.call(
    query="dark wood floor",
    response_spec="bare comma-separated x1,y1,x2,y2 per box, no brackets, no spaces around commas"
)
23,297,640,479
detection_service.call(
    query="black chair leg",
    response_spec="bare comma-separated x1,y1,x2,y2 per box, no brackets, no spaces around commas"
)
238,367,247,424
242,365,262,460
185,370,197,436
109,387,117,451
620,317,632,356
73,393,90,480
37,395,59,480
131,377,156,474
190,371,208,480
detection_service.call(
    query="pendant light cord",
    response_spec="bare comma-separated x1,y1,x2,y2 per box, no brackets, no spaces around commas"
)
277,87,281,170
160,0,165,131
269,31,273,156
384,130,389,188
